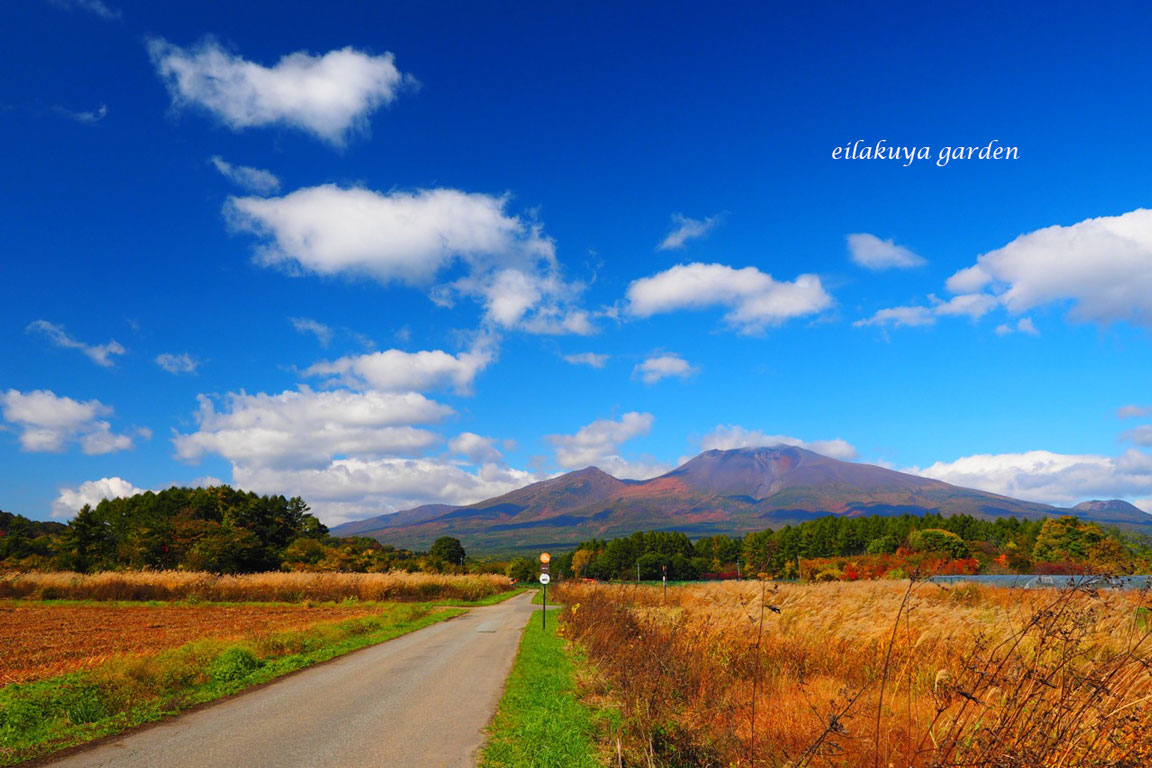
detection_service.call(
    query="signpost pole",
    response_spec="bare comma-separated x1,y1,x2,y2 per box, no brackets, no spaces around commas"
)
538,552,551,631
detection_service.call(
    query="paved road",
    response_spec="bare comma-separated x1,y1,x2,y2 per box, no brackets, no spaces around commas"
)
45,592,538,768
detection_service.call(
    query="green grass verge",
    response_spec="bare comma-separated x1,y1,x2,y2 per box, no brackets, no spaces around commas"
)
0,604,462,766
479,611,602,768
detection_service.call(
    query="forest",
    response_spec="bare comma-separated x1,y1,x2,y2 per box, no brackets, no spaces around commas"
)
0,487,469,574
543,513,1152,581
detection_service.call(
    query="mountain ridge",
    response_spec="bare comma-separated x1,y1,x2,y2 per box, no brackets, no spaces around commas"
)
331,446,1152,552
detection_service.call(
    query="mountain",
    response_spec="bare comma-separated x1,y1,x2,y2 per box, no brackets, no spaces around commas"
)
331,446,1152,553
1072,499,1152,525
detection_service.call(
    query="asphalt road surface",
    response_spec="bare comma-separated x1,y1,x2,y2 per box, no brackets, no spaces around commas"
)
45,591,539,768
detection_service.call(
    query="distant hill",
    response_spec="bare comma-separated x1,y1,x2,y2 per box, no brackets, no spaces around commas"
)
1072,499,1152,525
331,446,1152,553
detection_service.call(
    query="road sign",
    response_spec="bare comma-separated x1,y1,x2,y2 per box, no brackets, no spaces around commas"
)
539,552,551,564
539,573,551,585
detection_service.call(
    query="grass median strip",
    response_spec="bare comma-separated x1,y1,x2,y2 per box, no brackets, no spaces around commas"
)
479,609,602,768
0,603,462,766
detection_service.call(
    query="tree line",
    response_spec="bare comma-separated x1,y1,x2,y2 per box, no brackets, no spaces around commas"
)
539,513,1152,581
0,488,478,574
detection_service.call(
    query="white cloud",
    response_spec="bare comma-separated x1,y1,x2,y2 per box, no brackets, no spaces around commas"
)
944,208,1152,326
303,345,493,395
564,352,610,368
210,156,280,194
227,184,588,333
699,425,858,460
290,317,333,346
155,353,199,375
1,389,138,455
855,293,997,328
449,432,503,463
932,293,998,319
1118,405,1152,420
633,353,697,385
846,233,925,270
912,449,1152,509
854,305,935,328
174,388,452,469
658,213,720,251
27,320,125,367
998,317,1040,336
47,0,120,20
626,262,832,333
547,412,666,479
235,458,537,525
148,38,413,145
52,477,143,519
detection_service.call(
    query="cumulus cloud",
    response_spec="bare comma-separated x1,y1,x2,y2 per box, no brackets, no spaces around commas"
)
944,208,1152,326
633,353,697,385
855,294,997,328
27,320,125,367
210,156,280,194
173,388,452,469
626,263,832,333
564,352,610,368
155,353,198,374
699,425,858,460
303,345,493,395
52,477,143,519
546,412,666,479
227,184,589,333
290,317,333,346
846,233,925,270
148,38,413,144
658,213,721,251
912,449,1152,509
236,459,538,525
1,389,137,454
449,432,503,463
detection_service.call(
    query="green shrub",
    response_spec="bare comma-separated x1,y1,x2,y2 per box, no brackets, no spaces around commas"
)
208,647,261,684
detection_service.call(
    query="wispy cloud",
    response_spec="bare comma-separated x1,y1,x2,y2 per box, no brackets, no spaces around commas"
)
47,0,121,21
290,317,334,346
564,352,609,368
27,320,125,367
210,156,280,195
54,103,108,123
657,213,721,251
155,353,199,375
846,233,925,270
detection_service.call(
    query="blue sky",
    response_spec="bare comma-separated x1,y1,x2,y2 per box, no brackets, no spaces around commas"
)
4,0,1152,524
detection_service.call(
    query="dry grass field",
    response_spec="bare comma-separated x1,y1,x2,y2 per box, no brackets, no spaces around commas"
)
557,579,1152,767
0,569,512,603
0,601,395,685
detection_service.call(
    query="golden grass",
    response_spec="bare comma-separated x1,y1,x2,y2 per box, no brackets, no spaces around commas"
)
557,579,1152,767
0,570,512,603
